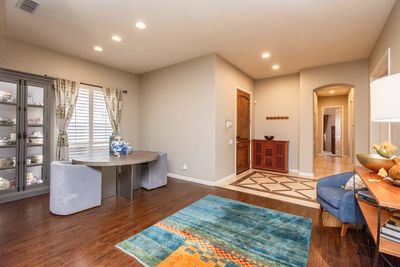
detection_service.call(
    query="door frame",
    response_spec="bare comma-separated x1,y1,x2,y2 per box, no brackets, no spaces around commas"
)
235,88,253,174
320,105,344,157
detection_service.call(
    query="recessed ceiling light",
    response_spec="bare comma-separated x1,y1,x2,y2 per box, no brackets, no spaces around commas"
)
136,21,146,29
112,35,122,42
272,64,280,70
93,46,103,52
261,52,271,59
329,90,335,94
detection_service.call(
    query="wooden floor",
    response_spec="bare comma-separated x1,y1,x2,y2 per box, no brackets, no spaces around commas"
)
0,178,396,267
314,155,354,179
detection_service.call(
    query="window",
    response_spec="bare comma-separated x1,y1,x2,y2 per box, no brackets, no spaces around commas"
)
67,84,113,157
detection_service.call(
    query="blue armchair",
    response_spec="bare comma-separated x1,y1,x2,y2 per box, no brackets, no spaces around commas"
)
316,171,365,237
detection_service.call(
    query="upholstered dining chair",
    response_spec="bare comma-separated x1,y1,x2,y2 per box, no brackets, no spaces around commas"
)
50,161,102,215
316,171,365,237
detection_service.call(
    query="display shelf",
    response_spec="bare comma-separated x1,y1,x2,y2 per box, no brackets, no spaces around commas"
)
0,68,51,204
0,144,16,148
0,165,15,170
0,101,16,106
27,143,43,147
27,163,42,167
27,104,44,108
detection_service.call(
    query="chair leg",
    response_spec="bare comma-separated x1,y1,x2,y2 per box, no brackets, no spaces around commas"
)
341,223,348,237
319,207,324,217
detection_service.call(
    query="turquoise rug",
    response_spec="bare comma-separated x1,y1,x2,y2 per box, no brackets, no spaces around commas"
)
116,195,312,267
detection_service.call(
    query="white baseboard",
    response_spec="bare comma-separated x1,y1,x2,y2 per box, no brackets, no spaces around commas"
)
298,172,314,178
216,173,236,184
167,173,215,186
289,169,299,174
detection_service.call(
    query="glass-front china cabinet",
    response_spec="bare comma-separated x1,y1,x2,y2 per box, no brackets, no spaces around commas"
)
0,69,52,203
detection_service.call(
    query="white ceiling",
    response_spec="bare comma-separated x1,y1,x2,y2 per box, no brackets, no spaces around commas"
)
316,86,351,97
3,0,396,79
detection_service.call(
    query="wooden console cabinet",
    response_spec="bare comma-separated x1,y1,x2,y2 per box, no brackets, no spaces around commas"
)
252,140,288,173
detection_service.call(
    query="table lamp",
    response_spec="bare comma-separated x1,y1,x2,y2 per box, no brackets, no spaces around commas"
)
370,72,400,142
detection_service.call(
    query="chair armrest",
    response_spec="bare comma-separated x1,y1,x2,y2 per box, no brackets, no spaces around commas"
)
338,190,365,224
317,171,354,189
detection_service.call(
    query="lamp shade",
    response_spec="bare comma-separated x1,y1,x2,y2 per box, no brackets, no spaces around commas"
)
370,73,400,122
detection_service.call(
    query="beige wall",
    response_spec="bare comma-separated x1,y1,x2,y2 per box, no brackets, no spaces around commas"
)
215,56,254,180
370,0,400,74
369,0,400,151
0,36,373,179
0,37,140,161
139,54,216,183
299,60,369,175
254,74,300,171
317,95,349,157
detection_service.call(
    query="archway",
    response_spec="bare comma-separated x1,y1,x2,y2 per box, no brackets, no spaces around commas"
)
313,84,355,178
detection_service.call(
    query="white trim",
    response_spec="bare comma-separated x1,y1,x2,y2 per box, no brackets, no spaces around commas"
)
320,105,344,157
235,88,253,174
167,173,215,186
369,48,391,150
370,47,390,81
216,173,236,184
388,47,392,76
289,169,299,174
299,172,314,178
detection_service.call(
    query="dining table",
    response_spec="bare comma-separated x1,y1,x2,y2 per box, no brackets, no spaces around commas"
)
72,151,159,200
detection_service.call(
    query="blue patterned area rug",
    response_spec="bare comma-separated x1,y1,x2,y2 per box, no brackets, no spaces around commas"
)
116,195,312,267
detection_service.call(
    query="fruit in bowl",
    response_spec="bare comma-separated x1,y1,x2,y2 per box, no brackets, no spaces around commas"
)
372,142,397,159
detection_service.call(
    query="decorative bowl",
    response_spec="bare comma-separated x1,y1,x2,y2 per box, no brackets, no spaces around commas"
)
111,139,133,156
264,135,274,141
356,153,394,172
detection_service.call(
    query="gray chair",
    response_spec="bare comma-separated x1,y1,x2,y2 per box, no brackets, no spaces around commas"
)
50,161,102,215
141,152,167,190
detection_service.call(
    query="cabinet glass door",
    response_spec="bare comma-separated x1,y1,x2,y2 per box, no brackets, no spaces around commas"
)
0,80,18,192
25,84,45,188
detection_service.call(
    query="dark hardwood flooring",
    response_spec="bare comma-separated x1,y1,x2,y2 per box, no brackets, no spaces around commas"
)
0,178,397,267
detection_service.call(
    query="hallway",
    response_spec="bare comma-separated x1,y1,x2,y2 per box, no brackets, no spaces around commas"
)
314,155,354,179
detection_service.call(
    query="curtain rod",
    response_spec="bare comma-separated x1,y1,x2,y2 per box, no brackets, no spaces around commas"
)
42,75,128,94
80,82,128,94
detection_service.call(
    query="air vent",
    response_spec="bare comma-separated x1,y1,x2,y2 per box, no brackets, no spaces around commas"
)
17,0,39,13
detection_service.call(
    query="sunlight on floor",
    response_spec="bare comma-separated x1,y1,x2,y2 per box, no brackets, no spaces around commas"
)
313,155,354,179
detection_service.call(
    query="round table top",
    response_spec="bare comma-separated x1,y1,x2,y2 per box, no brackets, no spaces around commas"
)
72,151,159,167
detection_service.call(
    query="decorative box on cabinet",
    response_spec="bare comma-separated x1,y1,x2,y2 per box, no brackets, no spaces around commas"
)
252,140,288,173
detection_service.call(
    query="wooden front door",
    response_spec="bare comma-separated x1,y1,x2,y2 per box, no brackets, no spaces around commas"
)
236,89,251,174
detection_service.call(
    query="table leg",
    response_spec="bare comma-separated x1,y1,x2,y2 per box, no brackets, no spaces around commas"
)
118,164,141,200
101,166,117,198
372,206,381,267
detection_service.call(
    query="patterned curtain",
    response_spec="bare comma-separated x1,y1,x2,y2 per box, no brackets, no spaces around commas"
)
103,87,123,134
54,79,80,160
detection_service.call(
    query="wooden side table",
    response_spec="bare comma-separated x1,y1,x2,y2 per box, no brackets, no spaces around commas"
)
355,166,400,266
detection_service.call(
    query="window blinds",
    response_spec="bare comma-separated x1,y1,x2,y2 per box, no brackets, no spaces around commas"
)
67,85,113,157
